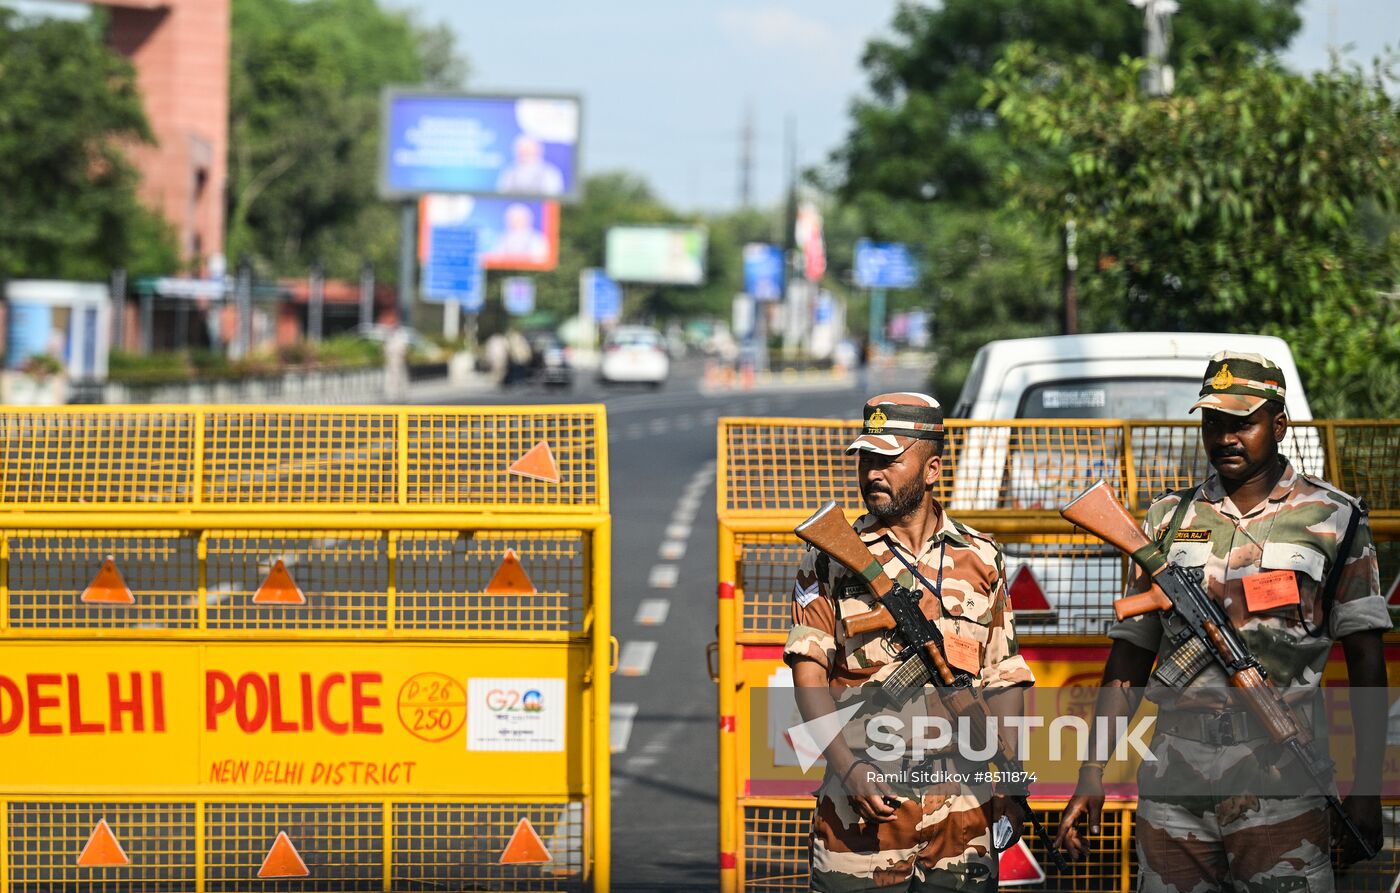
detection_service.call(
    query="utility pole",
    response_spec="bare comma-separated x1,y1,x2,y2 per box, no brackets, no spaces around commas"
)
738,103,755,209
1132,0,1178,97
308,259,324,342
1062,220,1079,335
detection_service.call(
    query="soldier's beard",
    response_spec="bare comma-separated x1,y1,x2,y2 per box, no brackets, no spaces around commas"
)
863,476,925,519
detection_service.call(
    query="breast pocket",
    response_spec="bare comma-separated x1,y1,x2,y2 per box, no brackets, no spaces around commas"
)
1170,537,1215,582
1259,542,1326,620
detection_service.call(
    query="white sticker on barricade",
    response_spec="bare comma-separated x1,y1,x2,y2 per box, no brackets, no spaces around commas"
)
466,678,566,752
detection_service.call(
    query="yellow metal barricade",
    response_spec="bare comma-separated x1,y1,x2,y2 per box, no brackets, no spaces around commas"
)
716,417,1400,892
0,405,611,892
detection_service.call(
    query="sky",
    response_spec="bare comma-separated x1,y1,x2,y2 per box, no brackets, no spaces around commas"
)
391,0,1399,214
11,0,1400,213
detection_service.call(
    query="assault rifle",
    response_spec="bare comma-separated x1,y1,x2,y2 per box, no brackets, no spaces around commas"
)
794,501,1068,872
1060,480,1376,861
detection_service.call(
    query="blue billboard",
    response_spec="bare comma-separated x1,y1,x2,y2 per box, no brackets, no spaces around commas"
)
382,92,581,200
422,225,483,311
854,239,921,289
583,269,621,323
742,243,784,301
419,195,559,272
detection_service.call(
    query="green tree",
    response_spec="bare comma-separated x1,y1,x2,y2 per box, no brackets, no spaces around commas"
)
0,8,178,279
227,0,467,280
989,45,1400,416
825,0,1305,402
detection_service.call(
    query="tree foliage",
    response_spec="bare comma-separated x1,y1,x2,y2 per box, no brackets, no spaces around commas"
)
826,0,1305,404
227,0,466,279
989,45,1400,416
0,8,177,279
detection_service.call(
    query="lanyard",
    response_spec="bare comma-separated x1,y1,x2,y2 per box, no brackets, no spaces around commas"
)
878,535,945,599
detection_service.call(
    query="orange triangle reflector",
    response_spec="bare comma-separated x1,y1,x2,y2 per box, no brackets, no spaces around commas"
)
499,817,552,864
997,839,1046,885
77,818,130,867
253,559,306,605
508,441,560,483
258,831,309,878
81,557,134,605
486,548,536,595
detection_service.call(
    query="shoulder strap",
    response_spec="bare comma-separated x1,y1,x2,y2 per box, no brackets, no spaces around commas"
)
1156,485,1202,549
1316,497,1366,634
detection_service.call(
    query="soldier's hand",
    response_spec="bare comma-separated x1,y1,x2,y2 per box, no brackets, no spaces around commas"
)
843,761,899,824
1334,794,1382,866
1054,765,1106,862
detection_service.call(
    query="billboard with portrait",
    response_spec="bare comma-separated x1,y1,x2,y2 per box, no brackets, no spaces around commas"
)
382,92,581,200
418,195,560,272
605,226,707,286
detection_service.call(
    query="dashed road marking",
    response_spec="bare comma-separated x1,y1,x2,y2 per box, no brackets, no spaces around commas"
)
626,755,659,769
647,564,678,589
625,423,644,439
665,523,691,541
659,539,686,560
648,417,671,434
617,641,658,677
635,598,671,626
610,702,639,753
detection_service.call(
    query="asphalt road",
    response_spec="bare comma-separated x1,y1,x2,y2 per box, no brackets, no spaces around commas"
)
434,359,914,890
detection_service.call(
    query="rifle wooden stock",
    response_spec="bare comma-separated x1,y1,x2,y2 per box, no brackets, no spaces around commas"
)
1113,585,1173,621
1060,480,1162,569
1228,662,1302,745
795,501,895,597
843,605,897,637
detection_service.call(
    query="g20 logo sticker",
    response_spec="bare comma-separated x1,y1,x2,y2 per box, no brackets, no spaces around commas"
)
484,688,545,713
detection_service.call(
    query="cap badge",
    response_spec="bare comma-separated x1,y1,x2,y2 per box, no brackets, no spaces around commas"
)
1211,363,1234,391
867,408,888,433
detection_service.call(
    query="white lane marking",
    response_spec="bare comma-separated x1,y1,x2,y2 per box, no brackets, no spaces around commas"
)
617,641,658,677
665,522,691,541
676,415,694,430
610,702,640,753
648,564,679,589
648,417,671,434
635,598,671,626
625,423,644,439
626,755,659,769
659,539,687,561
676,492,703,513
671,504,697,526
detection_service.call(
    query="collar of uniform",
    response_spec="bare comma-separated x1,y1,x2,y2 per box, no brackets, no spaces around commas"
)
854,504,968,555
1198,458,1298,514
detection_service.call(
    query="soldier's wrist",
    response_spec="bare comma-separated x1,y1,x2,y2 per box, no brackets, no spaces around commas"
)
1079,761,1107,775
842,758,877,787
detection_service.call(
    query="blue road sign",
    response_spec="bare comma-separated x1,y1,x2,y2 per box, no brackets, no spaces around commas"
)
584,268,621,322
853,239,920,289
742,243,784,301
503,277,535,316
423,224,483,310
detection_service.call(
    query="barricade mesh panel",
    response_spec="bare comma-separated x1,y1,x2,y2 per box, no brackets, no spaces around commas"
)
391,801,584,891
395,532,586,633
205,532,388,631
7,801,196,892
0,412,194,505
0,407,607,510
735,535,803,637
201,412,398,504
740,801,1134,892
405,411,602,507
1334,423,1400,512
944,424,1126,511
723,421,859,514
998,535,1126,634
7,531,198,630
204,801,382,893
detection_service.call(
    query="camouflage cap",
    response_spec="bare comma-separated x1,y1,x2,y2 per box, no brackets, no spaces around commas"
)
845,392,944,456
1189,351,1287,416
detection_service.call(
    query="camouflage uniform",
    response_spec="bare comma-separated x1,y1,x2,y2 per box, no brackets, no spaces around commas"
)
786,510,1036,892
1110,354,1390,893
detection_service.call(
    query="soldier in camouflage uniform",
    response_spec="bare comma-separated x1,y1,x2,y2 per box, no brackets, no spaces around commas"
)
1055,352,1390,892
786,392,1036,892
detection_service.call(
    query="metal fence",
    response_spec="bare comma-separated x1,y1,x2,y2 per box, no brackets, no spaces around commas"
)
716,417,1400,893
0,405,612,892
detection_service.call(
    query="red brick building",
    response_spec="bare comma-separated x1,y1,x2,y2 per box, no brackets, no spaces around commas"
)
97,0,229,269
